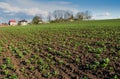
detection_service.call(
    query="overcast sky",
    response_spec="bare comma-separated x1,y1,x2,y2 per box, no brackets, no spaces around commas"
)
0,0,120,23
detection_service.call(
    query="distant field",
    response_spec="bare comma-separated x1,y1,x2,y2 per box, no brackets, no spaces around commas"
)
0,19,120,79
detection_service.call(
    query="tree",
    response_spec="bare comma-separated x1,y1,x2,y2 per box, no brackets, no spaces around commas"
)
53,10,64,21
84,10,92,20
76,12,85,20
76,11,92,20
47,12,52,22
52,10,73,22
32,15,42,24
64,10,73,20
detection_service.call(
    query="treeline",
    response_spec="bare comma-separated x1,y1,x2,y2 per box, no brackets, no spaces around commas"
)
32,10,92,24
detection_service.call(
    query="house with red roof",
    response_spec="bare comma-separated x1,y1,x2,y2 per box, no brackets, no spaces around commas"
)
8,20,17,26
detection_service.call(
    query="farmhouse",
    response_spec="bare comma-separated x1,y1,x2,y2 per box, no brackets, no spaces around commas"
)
18,20,28,26
8,20,17,26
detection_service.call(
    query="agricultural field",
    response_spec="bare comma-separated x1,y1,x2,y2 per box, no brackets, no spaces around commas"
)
0,19,120,79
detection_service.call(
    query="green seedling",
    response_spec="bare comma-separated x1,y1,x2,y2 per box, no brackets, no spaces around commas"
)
29,66,35,71
9,64,15,70
51,70,59,76
25,59,31,64
37,59,44,65
3,70,9,75
0,64,7,69
113,75,119,79
42,71,51,78
9,74,19,79
20,67,25,73
83,76,88,79
6,58,11,65
59,60,64,65
18,52,24,58
75,57,80,64
101,58,110,68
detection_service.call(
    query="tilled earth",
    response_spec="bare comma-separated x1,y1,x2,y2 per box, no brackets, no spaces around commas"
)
0,23,120,79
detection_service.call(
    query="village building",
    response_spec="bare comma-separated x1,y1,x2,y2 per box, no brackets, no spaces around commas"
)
0,23,8,27
18,20,28,26
8,20,17,26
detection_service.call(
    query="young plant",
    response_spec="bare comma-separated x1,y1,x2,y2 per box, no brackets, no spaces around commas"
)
3,70,9,75
59,60,64,65
101,58,110,68
5,58,11,65
0,64,7,69
75,57,80,64
51,70,59,76
9,74,19,79
18,52,24,58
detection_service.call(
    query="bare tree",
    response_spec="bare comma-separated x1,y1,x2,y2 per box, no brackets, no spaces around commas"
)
84,10,92,20
47,12,51,22
51,10,92,22
76,11,92,20
53,10,73,22
64,10,73,20
76,12,85,20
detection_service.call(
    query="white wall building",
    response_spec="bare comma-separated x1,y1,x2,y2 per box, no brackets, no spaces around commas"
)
19,20,28,26
9,20,17,26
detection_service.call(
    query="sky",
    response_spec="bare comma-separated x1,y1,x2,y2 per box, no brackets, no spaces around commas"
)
0,0,120,23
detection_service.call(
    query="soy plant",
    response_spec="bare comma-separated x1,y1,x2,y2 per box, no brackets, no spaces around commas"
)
73,42,80,50
94,41,105,47
46,53,54,59
37,58,45,65
51,70,59,76
2,58,15,71
90,61,100,70
8,44,24,58
113,75,119,79
0,47,3,53
58,60,64,65
0,64,7,69
37,58,50,71
24,59,31,65
22,48,30,55
42,70,52,78
100,58,110,68
83,76,88,79
3,69,9,75
47,47,64,56
75,56,81,64
92,48,103,54
8,64,15,70
63,50,72,58
56,51,64,57
20,67,25,74
5,57,11,65
22,50,29,56
17,52,24,58
8,74,19,79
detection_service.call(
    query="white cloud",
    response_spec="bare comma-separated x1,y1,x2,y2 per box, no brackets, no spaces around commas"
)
105,12,110,16
0,2,21,13
118,16,120,18
50,1,72,5
96,12,110,17
0,0,80,22
92,12,112,20
0,17,4,20
0,2,49,16
0,0,79,17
